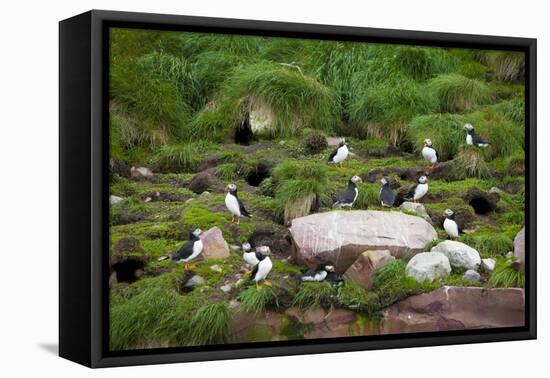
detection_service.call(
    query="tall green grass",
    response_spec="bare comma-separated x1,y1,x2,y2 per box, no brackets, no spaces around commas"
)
407,113,466,160
429,74,492,112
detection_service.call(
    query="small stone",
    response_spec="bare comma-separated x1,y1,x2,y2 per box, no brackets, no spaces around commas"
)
481,258,496,272
405,252,451,283
185,198,195,204
489,186,504,194
130,166,154,181
506,251,514,258
230,244,241,251
463,269,481,282
184,275,205,288
220,284,232,293
109,195,124,204
201,191,211,196
229,299,240,309
210,264,223,272
399,201,432,223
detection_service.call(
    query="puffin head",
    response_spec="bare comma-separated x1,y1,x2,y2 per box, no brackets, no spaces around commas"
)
380,177,389,186
424,138,433,147
350,175,362,184
192,228,203,237
257,246,271,256
444,208,454,217
464,123,474,131
242,242,252,252
418,175,428,184
324,265,336,273
225,183,237,193
339,138,348,147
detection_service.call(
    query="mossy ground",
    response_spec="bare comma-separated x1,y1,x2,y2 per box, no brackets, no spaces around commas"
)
108,31,525,349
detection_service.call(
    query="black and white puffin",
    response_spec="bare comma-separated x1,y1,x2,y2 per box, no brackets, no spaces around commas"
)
379,177,396,208
249,246,273,290
172,228,203,270
405,175,429,203
301,263,336,282
225,183,251,224
333,175,362,208
422,139,438,168
328,139,349,166
464,123,489,147
443,208,462,239
242,242,259,267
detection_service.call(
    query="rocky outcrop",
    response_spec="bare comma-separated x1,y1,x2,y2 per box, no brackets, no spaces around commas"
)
431,240,481,271
514,227,525,270
290,210,437,272
344,250,395,289
406,252,451,283
383,286,525,332
200,227,230,259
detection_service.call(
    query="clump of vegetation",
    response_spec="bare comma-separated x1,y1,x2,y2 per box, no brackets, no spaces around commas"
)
349,76,436,145
153,143,211,172
372,260,439,308
450,146,491,179
337,281,378,312
489,259,525,288
303,131,329,154
479,50,525,83
429,73,492,112
188,302,232,345
407,113,466,160
239,285,279,314
293,281,336,309
493,97,525,126
355,184,380,209
460,233,513,258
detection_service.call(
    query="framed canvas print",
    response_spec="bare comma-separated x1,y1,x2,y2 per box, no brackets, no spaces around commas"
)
59,10,537,368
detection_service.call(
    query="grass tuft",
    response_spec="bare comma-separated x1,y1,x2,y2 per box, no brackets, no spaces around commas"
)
239,285,279,314
188,302,232,345
489,259,525,288
429,74,492,112
293,281,336,309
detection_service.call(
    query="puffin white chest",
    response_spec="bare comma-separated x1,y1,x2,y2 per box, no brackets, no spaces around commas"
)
243,252,259,266
466,134,473,145
443,218,459,238
254,257,273,282
422,146,437,164
314,270,328,282
414,183,428,200
333,145,349,164
225,192,241,216
185,239,203,262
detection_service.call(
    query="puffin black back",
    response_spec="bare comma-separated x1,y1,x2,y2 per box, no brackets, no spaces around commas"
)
59,9,536,368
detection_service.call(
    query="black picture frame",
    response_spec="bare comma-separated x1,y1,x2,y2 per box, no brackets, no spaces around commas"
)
59,9,537,368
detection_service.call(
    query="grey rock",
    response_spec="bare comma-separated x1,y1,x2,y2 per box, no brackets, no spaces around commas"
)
431,240,481,271
184,275,205,288
400,201,432,223
109,195,124,205
130,166,154,181
210,264,223,272
514,227,525,270
405,252,451,283
220,284,232,293
481,258,496,272
489,186,504,194
463,269,481,282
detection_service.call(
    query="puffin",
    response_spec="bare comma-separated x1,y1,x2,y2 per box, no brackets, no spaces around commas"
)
249,246,273,290
422,139,438,168
301,263,336,282
443,208,462,239
379,177,396,208
333,175,362,208
242,242,259,267
328,139,349,166
172,228,203,270
405,176,429,203
225,183,251,224
464,123,489,147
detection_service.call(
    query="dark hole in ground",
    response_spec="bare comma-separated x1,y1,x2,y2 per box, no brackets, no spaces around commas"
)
469,197,493,215
112,260,144,284
246,161,271,186
234,114,253,145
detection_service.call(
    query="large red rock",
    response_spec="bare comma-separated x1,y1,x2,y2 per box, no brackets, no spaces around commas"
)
382,286,525,333
344,250,395,289
200,227,230,259
290,210,437,272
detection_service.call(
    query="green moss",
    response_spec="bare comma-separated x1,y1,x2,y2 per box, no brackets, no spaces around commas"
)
246,324,275,342
279,315,306,340
337,281,379,312
443,272,482,287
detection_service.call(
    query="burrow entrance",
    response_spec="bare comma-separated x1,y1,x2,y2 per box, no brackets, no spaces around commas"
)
112,260,145,284
469,197,494,215
246,161,271,187
234,115,253,145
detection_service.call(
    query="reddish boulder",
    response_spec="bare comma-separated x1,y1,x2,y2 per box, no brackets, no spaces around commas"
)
200,227,230,259
344,250,395,289
382,286,525,333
